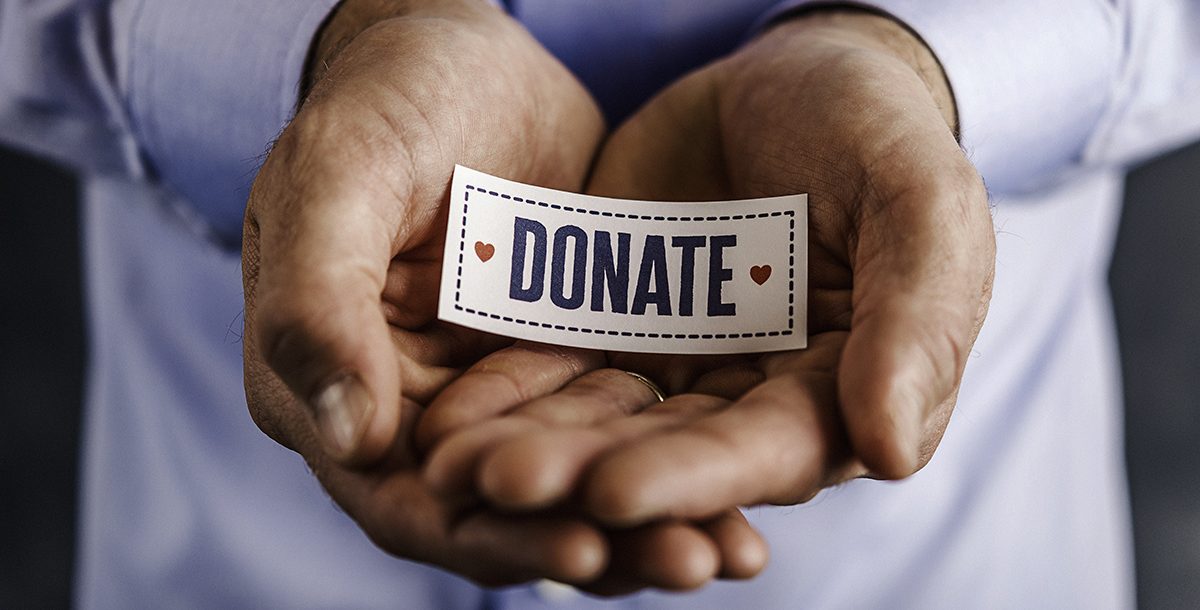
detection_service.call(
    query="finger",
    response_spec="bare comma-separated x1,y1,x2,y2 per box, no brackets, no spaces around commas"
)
320,464,610,588
576,511,766,596
424,417,541,498
387,323,512,370
601,521,720,592
584,374,848,526
506,368,663,427
245,118,419,466
429,368,660,503
414,342,605,453
700,509,769,580
386,326,514,408
478,394,728,511
382,258,442,328
449,512,609,586
477,428,611,510
841,154,994,478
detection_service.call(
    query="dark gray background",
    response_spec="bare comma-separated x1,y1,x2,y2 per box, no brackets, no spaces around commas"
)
1111,138,1200,607
1,140,1197,608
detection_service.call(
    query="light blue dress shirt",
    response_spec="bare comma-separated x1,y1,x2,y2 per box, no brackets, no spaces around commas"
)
2,0,1199,607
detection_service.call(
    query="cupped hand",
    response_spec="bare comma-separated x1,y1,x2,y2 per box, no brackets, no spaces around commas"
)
241,0,611,586
420,9,995,535
416,344,769,592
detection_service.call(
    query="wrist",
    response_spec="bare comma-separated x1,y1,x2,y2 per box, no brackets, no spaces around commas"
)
303,0,501,102
768,9,958,135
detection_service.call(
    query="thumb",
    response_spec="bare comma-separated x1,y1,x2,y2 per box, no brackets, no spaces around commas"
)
838,159,994,480
245,130,411,466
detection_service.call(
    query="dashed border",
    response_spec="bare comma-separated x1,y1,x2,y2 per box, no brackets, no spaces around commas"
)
454,185,796,340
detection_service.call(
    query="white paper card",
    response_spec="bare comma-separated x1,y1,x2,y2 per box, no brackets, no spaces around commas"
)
438,166,807,354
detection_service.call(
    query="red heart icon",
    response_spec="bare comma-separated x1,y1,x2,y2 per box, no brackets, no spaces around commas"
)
475,241,495,262
750,265,772,285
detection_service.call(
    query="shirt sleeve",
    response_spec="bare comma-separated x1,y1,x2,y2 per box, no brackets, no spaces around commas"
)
758,1,1200,195
0,0,339,244
112,0,340,243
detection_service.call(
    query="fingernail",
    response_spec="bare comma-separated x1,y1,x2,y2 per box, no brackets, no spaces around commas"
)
900,414,923,471
895,386,925,474
311,375,371,457
875,375,924,478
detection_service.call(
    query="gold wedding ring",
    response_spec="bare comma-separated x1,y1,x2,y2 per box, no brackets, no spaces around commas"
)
625,371,666,403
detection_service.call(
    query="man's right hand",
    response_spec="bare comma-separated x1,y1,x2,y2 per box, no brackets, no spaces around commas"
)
244,0,604,467
241,0,763,589
241,0,613,585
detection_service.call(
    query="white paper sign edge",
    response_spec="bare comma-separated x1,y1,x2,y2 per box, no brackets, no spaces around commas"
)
437,165,807,355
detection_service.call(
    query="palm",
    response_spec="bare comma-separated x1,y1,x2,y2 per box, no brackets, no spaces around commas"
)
423,13,994,530
239,0,640,588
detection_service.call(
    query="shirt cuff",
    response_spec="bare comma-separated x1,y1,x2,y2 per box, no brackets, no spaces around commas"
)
759,1,1122,193
115,0,340,244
